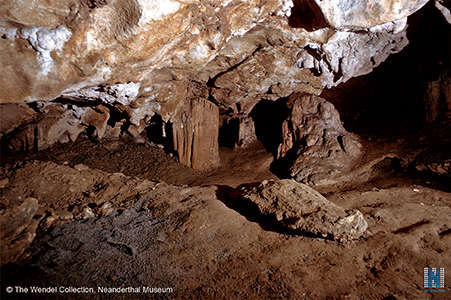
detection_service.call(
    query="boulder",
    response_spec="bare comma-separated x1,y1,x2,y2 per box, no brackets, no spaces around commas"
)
276,94,362,185
0,198,40,266
237,179,368,241
0,104,38,139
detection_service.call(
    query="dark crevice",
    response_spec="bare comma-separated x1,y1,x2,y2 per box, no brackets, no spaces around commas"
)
33,126,38,152
392,220,430,234
288,0,328,31
107,242,134,256
146,114,175,154
81,0,109,9
207,45,263,88
86,125,99,142
52,97,102,107
303,45,322,61
26,102,42,113
337,136,346,153
439,228,451,237
320,1,450,137
270,143,300,179
333,57,344,83
250,98,290,156
219,117,239,148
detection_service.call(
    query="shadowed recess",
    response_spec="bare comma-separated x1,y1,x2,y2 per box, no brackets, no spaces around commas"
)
288,0,329,31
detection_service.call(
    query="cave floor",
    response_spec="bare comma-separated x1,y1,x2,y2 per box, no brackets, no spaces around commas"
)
1,132,450,299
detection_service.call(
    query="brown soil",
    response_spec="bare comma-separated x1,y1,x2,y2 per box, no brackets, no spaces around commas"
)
1,138,277,188
1,131,450,299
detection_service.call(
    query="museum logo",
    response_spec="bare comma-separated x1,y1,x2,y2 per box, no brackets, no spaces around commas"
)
424,268,445,293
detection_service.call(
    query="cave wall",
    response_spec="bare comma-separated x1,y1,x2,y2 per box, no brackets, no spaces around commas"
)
0,0,449,170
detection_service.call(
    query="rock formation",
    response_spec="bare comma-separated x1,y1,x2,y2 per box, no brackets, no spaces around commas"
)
173,96,220,170
276,94,362,184
1,0,431,170
0,197,40,266
237,179,368,241
0,2,450,298
313,0,429,29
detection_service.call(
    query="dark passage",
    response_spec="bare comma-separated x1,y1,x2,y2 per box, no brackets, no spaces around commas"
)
250,98,290,156
288,0,328,31
219,117,239,148
146,114,174,153
321,1,450,138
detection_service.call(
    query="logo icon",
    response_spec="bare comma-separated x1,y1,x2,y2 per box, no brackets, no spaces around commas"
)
424,268,445,293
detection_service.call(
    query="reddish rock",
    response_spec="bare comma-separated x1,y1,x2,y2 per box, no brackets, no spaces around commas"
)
0,104,38,139
276,93,362,185
0,198,40,266
237,179,368,241
173,90,220,170
4,103,110,152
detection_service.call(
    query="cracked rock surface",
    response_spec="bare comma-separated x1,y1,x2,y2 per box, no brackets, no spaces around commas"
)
276,93,362,185
236,179,368,241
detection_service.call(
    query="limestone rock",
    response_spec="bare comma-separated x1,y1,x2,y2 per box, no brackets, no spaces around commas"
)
0,0,432,171
314,0,429,29
0,0,412,105
435,0,451,23
414,159,451,176
0,198,40,266
0,104,38,139
238,117,258,148
3,103,110,152
173,95,220,170
276,94,362,184
424,69,451,123
296,18,409,88
238,179,368,241
2,160,157,219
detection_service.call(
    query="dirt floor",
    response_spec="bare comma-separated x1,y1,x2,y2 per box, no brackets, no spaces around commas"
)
0,128,450,299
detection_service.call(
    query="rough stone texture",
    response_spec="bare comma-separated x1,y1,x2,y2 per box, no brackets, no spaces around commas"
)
435,0,451,23
2,103,110,152
1,149,451,298
0,197,40,266
237,179,368,241
0,104,38,139
173,97,220,170
1,160,155,212
314,0,429,29
0,0,413,106
414,159,451,176
0,160,158,266
424,69,451,123
238,117,258,147
296,18,409,88
276,94,362,185
0,0,430,170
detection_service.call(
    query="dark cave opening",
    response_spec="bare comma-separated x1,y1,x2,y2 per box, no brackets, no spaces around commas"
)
250,98,290,156
218,117,240,148
320,1,450,138
288,0,328,31
146,114,174,153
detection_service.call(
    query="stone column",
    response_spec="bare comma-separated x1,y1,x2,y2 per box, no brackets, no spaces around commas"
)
172,98,220,170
